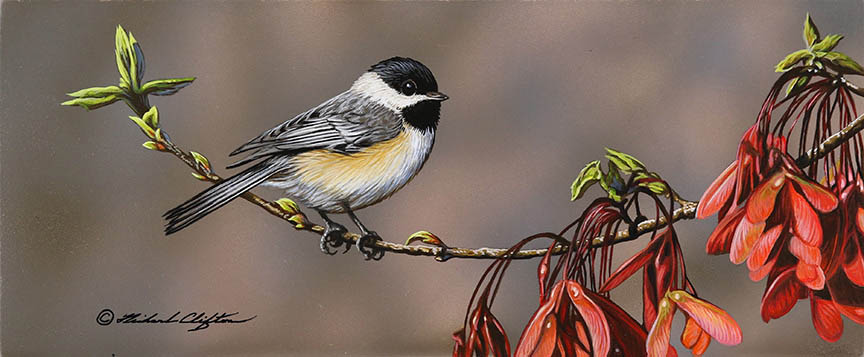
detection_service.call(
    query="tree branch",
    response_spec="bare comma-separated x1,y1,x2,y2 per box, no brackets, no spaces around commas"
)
156,113,863,261
796,112,864,167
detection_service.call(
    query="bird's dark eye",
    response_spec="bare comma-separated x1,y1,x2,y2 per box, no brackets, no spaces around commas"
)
401,80,417,95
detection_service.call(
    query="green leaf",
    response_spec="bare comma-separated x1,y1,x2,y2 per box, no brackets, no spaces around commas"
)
405,231,447,247
287,214,307,229
598,174,610,192
143,106,159,127
644,182,668,195
141,106,159,128
275,198,299,214
66,86,124,98
190,151,210,171
804,13,820,47
632,171,670,196
786,75,810,96
141,77,196,96
775,49,812,72
115,26,131,88
607,187,622,202
604,147,646,173
142,141,160,151
606,163,624,185
61,95,121,110
571,160,603,201
814,59,824,69
606,156,628,172
634,175,669,195
811,34,843,52
114,25,145,92
127,32,142,91
128,115,156,138
823,51,864,75
604,163,625,198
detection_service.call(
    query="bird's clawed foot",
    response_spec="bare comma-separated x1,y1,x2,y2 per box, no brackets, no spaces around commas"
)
319,208,384,260
319,220,351,255
357,231,385,261
344,206,385,260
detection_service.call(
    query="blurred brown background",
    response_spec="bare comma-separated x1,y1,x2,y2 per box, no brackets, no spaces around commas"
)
3,1,864,356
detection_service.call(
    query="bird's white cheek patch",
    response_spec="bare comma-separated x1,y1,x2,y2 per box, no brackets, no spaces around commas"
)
350,72,432,111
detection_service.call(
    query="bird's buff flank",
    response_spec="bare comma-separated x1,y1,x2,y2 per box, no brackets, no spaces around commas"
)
266,124,434,213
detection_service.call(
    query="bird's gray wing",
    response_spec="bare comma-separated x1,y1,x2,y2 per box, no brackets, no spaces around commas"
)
226,91,403,168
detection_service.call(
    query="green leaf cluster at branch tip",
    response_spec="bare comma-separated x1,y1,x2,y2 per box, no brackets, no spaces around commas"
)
776,14,863,94
61,26,201,161
571,148,670,202
189,151,212,178
275,198,308,229
130,106,169,152
62,25,195,112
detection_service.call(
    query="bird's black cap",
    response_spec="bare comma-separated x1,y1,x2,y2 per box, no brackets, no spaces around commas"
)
369,57,439,93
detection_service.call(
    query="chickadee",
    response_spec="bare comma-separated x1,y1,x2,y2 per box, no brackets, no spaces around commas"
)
163,57,447,260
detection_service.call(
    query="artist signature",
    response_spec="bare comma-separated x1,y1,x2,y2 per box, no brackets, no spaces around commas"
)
96,308,256,332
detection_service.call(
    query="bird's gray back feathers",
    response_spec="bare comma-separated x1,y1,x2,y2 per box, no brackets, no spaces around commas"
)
227,91,403,168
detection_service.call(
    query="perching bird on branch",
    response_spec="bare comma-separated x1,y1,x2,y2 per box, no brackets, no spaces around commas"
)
163,57,448,260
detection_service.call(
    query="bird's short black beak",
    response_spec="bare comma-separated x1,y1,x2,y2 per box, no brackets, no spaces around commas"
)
426,91,449,101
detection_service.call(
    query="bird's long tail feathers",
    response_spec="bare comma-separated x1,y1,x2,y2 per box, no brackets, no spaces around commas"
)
163,157,287,235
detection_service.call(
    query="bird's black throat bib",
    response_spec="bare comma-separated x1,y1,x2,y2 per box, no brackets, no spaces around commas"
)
402,100,440,132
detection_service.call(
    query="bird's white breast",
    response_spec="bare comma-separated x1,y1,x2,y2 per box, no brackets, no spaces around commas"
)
264,126,435,213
